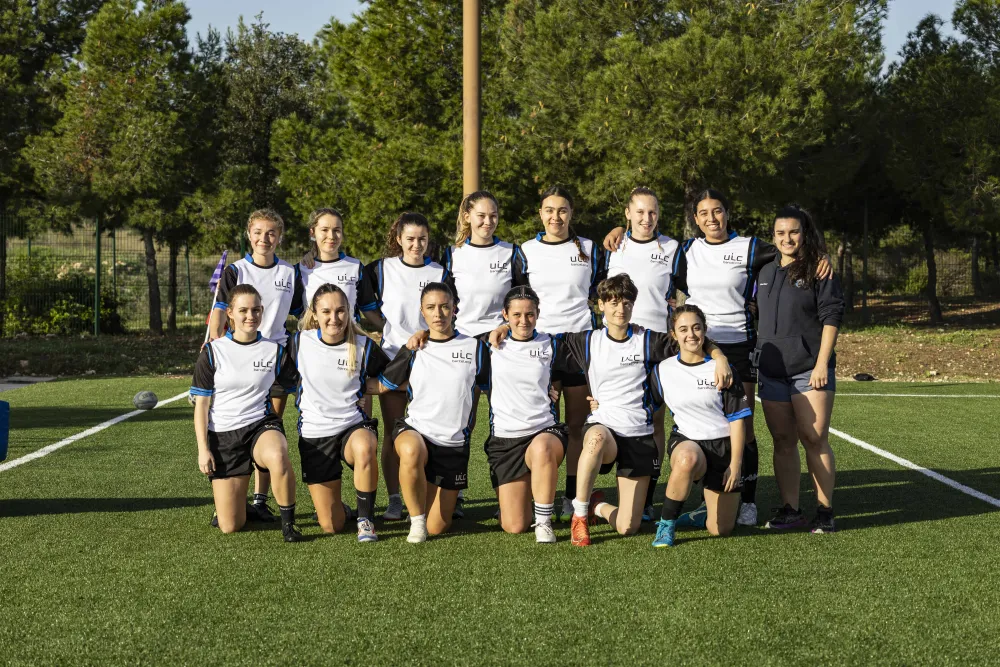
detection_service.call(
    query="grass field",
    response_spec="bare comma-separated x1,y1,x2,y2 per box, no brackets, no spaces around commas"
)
2,377,999,665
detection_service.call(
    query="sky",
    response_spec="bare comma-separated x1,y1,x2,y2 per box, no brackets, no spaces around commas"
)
183,0,959,66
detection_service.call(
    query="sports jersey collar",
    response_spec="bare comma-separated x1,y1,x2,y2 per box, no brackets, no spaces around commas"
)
244,252,280,268
702,231,739,246
314,251,347,264
316,328,348,346
467,235,500,248
225,331,263,345
676,353,712,367
427,332,459,343
509,330,539,342
625,230,660,245
400,256,433,268
534,232,573,246
605,324,634,343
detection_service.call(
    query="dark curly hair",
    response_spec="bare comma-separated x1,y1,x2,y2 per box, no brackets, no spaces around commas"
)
774,205,827,288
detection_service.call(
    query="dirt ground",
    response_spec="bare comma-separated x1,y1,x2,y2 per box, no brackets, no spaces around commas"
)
836,327,1000,382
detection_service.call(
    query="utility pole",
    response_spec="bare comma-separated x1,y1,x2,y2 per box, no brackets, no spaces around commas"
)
463,0,481,195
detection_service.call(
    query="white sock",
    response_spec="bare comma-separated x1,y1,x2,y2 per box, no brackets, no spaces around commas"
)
534,502,554,525
594,502,609,521
572,498,589,518
410,513,426,524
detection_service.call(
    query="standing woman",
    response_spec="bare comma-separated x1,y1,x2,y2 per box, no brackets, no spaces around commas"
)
604,186,680,521
358,213,450,521
192,285,302,542
519,186,604,520
756,206,844,534
374,283,490,543
209,208,304,521
282,284,390,543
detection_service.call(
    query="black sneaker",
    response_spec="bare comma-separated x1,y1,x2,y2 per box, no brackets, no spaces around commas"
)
764,504,808,530
809,511,836,534
452,493,465,519
282,523,303,542
249,502,279,522
210,512,219,528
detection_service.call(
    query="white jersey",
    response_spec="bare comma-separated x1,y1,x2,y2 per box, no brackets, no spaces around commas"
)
359,256,449,356
486,332,559,438
298,252,364,318
559,326,676,438
216,254,302,345
191,332,288,432
520,234,602,334
282,329,390,439
605,232,679,333
649,356,751,440
674,233,776,344
379,334,490,448
443,238,527,337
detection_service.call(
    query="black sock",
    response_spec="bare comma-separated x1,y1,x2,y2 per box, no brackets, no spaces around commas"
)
565,475,577,501
278,503,296,527
356,490,375,521
645,476,659,508
660,497,685,521
253,492,268,506
817,503,833,516
740,438,759,504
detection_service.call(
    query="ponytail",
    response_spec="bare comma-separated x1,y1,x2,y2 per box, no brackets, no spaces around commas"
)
298,283,373,375
455,191,499,247
385,212,430,258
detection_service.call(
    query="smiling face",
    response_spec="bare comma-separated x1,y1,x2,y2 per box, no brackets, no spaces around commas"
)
598,297,633,329
539,195,573,240
626,194,659,241
312,214,343,259
228,293,262,335
503,298,538,340
694,198,729,241
248,218,281,257
314,290,350,342
398,223,429,263
421,288,455,336
672,311,707,356
773,217,804,259
467,198,499,244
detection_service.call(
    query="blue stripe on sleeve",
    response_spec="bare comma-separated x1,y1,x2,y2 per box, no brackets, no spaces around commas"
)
213,301,228,310
726,407,753,422
189,387,213,397
378,374,399,391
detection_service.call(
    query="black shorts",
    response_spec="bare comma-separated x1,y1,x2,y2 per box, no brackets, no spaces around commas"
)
718,339,757,383
552,369,588,389
207,415,284,480
667,430,739,493
392,419,470,490
583,422,660,478
486,424,568,487
298,419,379,485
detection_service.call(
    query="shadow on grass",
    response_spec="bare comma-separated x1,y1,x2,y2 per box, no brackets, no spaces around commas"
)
0,496,212,517
10,406,190,430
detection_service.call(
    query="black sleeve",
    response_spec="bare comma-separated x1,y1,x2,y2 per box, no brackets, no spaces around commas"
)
672,243,690,296
646,364,665,411
816,273,846,328
358,260,382,314
289,264,305,317
590,245,606,298
511,244,529,287
362,337,392,380
752,238,779,274
647,330,678,363
722,366,753,421
554,332,588,375
191,345,216,396
214,265,239,309
475,340,491,391
379,346,415,390
275,334,300,394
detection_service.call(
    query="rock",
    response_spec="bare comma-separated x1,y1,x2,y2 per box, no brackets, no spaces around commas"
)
19,360,29,369
928,370,939,376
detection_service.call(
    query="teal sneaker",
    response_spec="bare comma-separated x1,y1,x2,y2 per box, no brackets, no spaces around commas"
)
652,519,676,548
641,504,655,522
676,502,708,529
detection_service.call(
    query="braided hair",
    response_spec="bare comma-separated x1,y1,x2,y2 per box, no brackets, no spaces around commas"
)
540,186,588,261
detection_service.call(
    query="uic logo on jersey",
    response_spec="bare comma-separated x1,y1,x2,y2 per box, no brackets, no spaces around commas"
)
529,349,550,360
337,274,357,283
275,277,293,292
723,253,744,265
489,261,510,274
620,354,641,366
452,351,473,363
254,360,274,372
697,378,715,389
337,358,351,369
418,281,430,289
650,253,672,265
569,256,589,266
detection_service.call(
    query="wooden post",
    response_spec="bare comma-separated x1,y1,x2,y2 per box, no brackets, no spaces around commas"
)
463,0,481,195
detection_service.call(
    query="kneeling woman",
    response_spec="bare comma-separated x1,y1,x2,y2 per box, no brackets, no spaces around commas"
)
375,283,490,543
648,305,752,547
191,284,301,542
281,284,389,543
485,286,566,543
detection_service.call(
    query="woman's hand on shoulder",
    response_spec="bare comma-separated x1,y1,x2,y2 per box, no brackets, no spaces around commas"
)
489,324,510,348
406,329,430,351
603,227,625,252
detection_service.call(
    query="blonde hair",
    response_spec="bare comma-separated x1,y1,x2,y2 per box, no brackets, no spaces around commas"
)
455,191,499,247
226,284,262,332
624,186,663,253
247,208,285,244
298,283,372,374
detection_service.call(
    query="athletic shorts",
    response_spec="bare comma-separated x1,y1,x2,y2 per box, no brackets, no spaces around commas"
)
298,419,379,485
552,368,588,388
758,368,836,402
207,415,284,480
486,424,568,488
667,430,739,493
718,339,757,383
392,419,470,490
582,422,660,478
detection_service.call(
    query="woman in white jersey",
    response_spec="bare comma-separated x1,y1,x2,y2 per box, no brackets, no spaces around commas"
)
518,186,604,522
209,208,303,521
647,304,752,548
192,285,302,542
281,284,390,543
603,186,680,521
374,283,490,543
358,213,451,522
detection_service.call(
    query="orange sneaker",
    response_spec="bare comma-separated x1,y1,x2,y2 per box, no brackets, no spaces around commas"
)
588,490,605,526
570,514,591,546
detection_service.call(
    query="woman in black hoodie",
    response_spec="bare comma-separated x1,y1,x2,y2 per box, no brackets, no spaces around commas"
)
756,206,845,534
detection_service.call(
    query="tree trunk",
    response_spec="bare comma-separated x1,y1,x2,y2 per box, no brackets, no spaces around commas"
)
167,240,178,331
843,241,855,314
971,235,983,297
682,181,699,240
0,211,7,337
921,223,944,324
990,231,999,288
143,229,163,333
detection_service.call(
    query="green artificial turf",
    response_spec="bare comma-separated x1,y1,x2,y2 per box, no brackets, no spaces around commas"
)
1,379,999,665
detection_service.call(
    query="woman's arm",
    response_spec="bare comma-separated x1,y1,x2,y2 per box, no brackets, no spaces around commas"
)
809,325,839,390
724,416,746,493
704,341,733,389
194,396,214,475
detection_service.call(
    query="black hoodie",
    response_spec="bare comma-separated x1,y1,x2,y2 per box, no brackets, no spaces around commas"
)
754,258,845,377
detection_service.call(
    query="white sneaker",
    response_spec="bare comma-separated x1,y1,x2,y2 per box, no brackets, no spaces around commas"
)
560,497,574,521
357,518,378,543
383,494,403,521
737,502,758,526
533,521,556,544
407,518,428,544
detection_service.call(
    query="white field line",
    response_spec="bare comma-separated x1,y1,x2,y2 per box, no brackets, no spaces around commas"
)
0,392,188,473
836,393,1000,398
754,396,1000,509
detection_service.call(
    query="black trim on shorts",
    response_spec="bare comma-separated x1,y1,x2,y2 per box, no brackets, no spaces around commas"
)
582,422,660,478
667,429,738,493
552,368,588,388
486,424,568,487
392,419,470,490
718,339,757,383
298,419,379,485
207,415,284,480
